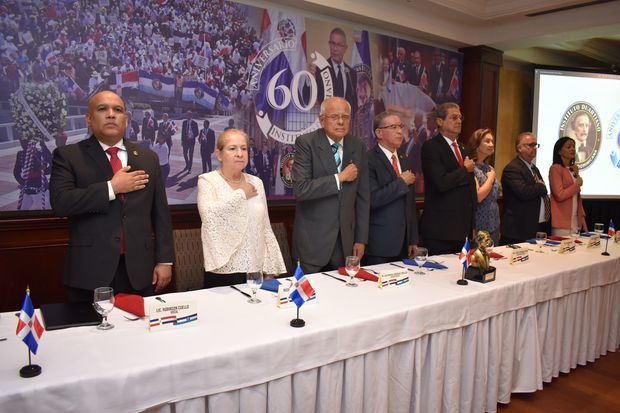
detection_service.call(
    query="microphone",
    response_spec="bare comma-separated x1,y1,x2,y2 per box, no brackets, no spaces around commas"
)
569,158,578,178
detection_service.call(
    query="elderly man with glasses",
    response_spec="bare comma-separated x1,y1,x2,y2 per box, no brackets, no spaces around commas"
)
364,111,418,265
292,97,369,274
500,132,551,245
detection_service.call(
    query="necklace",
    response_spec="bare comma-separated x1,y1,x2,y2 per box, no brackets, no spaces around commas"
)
218,169,243,184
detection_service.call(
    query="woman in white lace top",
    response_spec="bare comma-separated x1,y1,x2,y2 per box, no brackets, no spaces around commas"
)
197,129,286,288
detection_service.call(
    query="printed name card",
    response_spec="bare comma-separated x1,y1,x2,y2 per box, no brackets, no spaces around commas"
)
377,268,409,289
558,239,576,254
509,248,529,265
149,300,197,331
587,234,601,248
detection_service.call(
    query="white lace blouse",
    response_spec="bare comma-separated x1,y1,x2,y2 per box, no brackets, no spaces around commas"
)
197,171,286,275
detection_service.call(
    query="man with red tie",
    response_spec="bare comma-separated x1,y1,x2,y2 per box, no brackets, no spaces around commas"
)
50,91,174,302
420,102,476,255
364,111,418,265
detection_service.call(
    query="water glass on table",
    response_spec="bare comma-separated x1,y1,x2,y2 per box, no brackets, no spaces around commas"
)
535,231,547,253
93,287,115,330
345,256,360,287
246,272,263,303
412,247,428,275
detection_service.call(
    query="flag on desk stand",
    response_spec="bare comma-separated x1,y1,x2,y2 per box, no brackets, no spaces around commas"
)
457,238,470,285
289,261,315,328
15,287,44,377
602,219,614,256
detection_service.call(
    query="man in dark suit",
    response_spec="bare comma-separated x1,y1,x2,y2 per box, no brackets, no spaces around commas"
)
50,91,174,303
420,102,476,255
292,97,369,274
391,47,410,84
255,143,273,196
428,49,449,103
141,111,158,143
364,111,418,265
198,120,215,173
500,132,550,245
124,111,140,141
181,111,199,173
306,28,357,118
408,50,427,92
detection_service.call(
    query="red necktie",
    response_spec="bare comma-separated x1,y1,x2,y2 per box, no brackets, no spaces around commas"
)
452,141,463,167
106,147,125,254
391,154,400,177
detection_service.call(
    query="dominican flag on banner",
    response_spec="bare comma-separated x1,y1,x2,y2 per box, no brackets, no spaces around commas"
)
114,71,139,96
16,289,44,354
254,9,307,128
459,238,470,270
609,219,615,238
181,80,218,109
290,263,315,308
448,68,460,100
139,70,175,98
66,76,86,100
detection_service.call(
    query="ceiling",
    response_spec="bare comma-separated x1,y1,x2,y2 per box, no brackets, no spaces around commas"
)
271,0,620,71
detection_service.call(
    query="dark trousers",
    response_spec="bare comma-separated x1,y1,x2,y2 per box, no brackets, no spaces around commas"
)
300,234,345,274
424,238,463,256
500,222,550,246
363,237,408,266
201,147,213,173
203,271,246,289
65,256,154,303
160,163,170,186
182,139,196,171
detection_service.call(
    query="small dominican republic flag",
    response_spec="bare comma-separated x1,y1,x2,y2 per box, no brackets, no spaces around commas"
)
290,263,315,308
609,219,616,238
459,238,470,270
16,288,44,355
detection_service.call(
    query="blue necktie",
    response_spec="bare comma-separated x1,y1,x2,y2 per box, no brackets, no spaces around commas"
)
331,143,342,172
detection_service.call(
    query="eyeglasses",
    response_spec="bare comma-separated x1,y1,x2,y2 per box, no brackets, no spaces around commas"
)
447,115,464,121
328,41,347,49
323,114,351,122
521,143,540,148
377,124,405,131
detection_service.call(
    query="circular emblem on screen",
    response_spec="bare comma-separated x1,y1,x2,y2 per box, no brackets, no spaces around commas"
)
152,79,162,91
279,152,295,188
558,102,601,170
605,107,620,171
194,87,204,99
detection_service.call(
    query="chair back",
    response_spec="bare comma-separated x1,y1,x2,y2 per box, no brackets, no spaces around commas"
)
172,228,204,291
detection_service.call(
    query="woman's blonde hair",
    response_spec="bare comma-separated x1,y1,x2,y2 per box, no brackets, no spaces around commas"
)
216,128,250,150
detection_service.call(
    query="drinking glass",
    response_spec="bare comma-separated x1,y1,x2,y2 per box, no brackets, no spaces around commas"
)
93,287,115,330
571,228,581,240
412,247,428,275
345,256,360,287
246,271,263,303
535,231,547,253
594,223,604,234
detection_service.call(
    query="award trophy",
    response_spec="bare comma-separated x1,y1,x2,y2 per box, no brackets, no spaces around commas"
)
465,231,496,283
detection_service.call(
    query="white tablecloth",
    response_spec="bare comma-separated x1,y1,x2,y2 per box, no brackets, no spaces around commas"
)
1,242,619,413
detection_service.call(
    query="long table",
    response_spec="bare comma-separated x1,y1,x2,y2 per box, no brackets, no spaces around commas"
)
1,242,619,413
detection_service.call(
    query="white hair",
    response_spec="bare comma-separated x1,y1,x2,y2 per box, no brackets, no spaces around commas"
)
319,97,351,115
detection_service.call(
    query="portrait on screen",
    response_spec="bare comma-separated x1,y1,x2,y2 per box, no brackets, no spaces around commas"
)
559,102,602,169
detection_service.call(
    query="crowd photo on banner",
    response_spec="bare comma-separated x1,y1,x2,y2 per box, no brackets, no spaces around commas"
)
0,0,463,211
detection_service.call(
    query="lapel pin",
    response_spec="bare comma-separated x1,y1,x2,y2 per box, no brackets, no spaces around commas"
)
133,150,138,156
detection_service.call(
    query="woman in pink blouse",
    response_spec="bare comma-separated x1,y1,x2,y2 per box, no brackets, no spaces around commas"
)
549,137,587,236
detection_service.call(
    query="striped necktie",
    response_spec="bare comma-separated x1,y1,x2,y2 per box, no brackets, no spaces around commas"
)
331,143,342,172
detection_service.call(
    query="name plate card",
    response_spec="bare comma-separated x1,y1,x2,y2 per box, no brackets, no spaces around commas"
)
149,300,197,331
587,234,601,248
277,279,316,308
509,248,530,265
558,239,576,254
377,268,409,289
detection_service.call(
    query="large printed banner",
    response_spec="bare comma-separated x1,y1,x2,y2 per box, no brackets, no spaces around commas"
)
0,0,462,211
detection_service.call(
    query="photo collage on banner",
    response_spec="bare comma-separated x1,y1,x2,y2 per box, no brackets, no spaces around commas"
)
0,0,463,211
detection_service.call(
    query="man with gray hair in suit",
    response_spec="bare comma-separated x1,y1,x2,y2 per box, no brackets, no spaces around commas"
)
292,96,370,274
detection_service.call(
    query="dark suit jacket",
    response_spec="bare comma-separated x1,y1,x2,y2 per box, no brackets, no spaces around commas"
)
199,128,216,153
429,63,449,101
292,128,369,269
420,134,476,242
501,157,549,242
366,144,417,257
181,119,199,144
142,117,158,141
50,135,174,291
310,57,358,116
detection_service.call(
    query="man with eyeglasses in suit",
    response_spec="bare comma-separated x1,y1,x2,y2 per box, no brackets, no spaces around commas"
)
292,97,369,274
420,102,476,255
364,111,417,265
500,132,551,245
